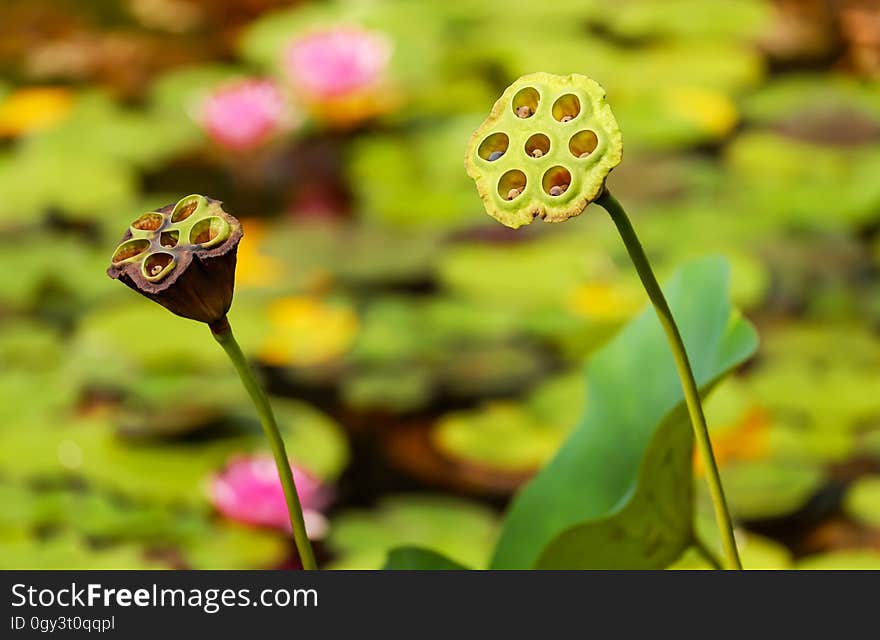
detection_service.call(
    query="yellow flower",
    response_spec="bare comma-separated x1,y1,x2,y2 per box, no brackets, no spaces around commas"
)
0,87,74,137
234,219,285,288
260,296,358,367
664,86,738,137
695,408,770,475
566,281,643,321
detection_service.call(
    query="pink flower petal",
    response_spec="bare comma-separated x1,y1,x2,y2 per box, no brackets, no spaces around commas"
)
199,79,288,151
209,454,332,538
283,26,392,99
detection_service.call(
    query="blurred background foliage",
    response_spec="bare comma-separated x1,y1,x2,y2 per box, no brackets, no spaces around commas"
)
1,0,879,569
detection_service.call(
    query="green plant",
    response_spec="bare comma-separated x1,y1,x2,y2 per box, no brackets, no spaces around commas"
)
107,194,318,570
389,258,757,570
463,73,750,569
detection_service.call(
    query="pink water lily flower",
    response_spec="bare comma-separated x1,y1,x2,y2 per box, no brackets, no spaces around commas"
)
199,79,288,151
283,26,392,99
210,455,332,539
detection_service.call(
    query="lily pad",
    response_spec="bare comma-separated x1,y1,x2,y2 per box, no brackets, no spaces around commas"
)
796,550,880,570
326,495,498,570
347,117,481,229
0,534,162,570
432,372,585,473
719,460,825,521
844,476,880,528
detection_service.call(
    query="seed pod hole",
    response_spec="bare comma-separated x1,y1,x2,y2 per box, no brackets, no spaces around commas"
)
171,195,203,223
569,130,599,158
525,134,550,158
478,132,509,161
498,169,527,201
189,216,230,248
111,239,150,264
512,87,539,118
131,212,164,232
143,253,175,281
542,166,572,196
160,230,179,248
552,94,581,122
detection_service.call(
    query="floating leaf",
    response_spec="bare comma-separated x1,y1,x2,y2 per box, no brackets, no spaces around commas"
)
796,551,880,570
844,475,880,528
0,534,162,570
347,118,481,229
719,460,825,521
433,402,571,473
180,522,289,570
326,495,498,570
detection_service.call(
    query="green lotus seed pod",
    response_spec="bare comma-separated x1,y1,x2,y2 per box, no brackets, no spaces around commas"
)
107,194,243,325
465,72,623,229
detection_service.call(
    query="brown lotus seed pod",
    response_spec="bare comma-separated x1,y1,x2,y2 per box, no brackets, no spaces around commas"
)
107,195,243,326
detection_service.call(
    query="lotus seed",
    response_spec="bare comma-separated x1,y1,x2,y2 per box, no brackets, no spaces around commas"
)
549,184,569,196
150,264,163,276
516,105,532,118
507,188,522,200
488,150,504,161
579,151,591,158
531,149,543,158
561,115,573,122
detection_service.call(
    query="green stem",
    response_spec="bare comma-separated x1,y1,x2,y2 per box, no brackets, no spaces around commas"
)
693,537,724,571
210,317,318,571
597,189,742,571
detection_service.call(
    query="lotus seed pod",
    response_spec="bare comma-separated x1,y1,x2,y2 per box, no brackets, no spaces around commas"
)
465,72,623,229
107,195,243,325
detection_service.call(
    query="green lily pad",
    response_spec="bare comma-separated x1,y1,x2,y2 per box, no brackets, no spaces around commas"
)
670,534,791,570
491,257,758,569
180,522,289,570
0,534,163,570
438,230,625,312
725,132,880,230
743,324,880,455
594,0,769,41
742,74,880,126
0,397,348,504
0,478,289,569
326,495,498,570
796,550,880,570
0,232,117,313
0,320,63,370
341,367,433,412
719,460,825,521
71,295,271,376
433,402,572,473
844,476,880,528
432,372,585,473
347,117,482,229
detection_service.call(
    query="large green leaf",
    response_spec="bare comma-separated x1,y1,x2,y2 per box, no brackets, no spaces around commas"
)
491,257,758,569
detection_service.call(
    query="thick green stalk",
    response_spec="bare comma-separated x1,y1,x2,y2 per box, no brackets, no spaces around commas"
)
597,189,742,570
211,317,318,571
